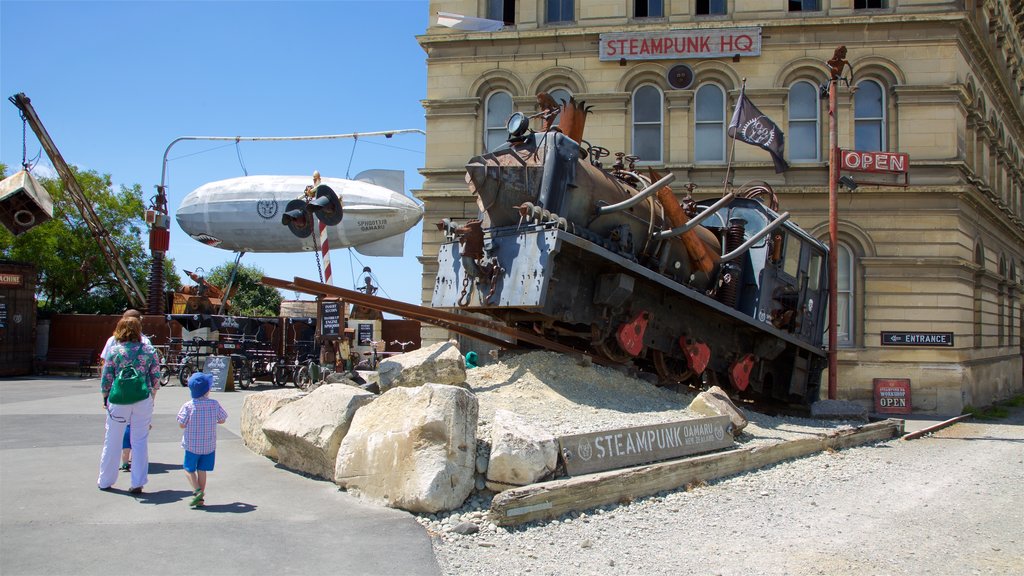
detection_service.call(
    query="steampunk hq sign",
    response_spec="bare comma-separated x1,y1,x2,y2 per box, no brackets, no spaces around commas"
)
600,28,761,61
558,416,733,476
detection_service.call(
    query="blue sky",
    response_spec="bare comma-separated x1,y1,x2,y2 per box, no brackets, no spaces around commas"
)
1,0,431,307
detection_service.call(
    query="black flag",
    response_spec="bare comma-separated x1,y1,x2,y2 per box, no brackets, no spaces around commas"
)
728,85,789,173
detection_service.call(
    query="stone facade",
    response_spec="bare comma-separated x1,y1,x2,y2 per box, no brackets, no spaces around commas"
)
416,0,1024,414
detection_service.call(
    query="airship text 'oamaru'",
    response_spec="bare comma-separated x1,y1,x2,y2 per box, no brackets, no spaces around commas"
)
176,170,423,255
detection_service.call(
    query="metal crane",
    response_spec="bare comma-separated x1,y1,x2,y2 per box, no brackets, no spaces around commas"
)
10,93,146,309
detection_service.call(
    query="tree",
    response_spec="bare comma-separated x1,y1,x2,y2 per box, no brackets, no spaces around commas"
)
0,162,179,313
206,261,282,317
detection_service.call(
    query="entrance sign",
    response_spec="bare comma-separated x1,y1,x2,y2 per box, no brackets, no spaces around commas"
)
881,331,954,347
321,300,341,337
558,416,733,476
840,149,909,174
600,28,761,61
874,378,912,414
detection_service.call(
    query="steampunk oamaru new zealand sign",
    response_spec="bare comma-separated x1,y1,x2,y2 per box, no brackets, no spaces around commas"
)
558,415,733,476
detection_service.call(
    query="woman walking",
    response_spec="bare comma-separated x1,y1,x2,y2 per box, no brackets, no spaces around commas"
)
97,316,160,493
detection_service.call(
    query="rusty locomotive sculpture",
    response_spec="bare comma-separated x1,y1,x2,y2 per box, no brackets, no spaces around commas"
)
432,97,829,404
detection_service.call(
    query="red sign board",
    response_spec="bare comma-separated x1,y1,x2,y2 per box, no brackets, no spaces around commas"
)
840,149,909,174
0,273,22,286
874,378,912,414
599,28,762,61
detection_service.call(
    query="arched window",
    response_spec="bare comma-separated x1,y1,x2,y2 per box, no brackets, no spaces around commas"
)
695,84,726,162
484,91,513,152
632,84,663,163
788,81,820,161
837,243,855,347
855,79,886,151
547,87,572,127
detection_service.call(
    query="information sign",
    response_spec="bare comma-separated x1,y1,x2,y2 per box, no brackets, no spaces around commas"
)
0,302,6,329
874,378,912,414
357,323,373,346
840,149,909,174
204,355,233,392
321,300,341,337
558,416,733,476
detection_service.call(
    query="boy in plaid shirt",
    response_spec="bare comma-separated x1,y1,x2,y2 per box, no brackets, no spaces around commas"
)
178,373,227,507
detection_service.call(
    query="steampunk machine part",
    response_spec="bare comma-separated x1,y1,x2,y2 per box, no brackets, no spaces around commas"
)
431,95,830,405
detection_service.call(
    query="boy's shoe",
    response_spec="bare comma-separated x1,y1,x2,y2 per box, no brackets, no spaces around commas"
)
119,462,131,472
190,490,205,507
128,486,143,494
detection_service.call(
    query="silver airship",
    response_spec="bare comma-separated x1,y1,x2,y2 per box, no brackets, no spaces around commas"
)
175,170,423,255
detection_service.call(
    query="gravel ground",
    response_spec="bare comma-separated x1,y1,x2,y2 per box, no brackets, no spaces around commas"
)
417,351,1024,576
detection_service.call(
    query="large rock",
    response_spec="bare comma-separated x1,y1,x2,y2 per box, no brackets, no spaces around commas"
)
262,384,375,479
376,340,466,393
486,409,558,492
241,388,306,459
334,383,478,513
687,385,748,436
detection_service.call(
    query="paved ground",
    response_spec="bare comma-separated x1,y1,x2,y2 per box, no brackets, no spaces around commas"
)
0,376,440,576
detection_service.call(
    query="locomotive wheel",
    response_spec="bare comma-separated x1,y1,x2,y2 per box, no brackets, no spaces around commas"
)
595,338,633,364
652,350,696,388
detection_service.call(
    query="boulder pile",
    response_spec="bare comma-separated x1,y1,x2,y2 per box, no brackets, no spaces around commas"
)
241,342,742,514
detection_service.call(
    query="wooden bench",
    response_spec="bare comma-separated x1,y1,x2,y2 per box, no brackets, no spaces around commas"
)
42,347,98,377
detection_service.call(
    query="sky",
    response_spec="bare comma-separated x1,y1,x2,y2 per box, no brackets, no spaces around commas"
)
1,0,432,308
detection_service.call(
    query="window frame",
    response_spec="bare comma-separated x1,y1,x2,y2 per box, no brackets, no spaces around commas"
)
484,90,514,153
487,0,516,25
788,0,821,11
634,0,664,18
696,0,727,16
546,0,574,24
836,242,855,348
694,83,727,163
631,84,664,164
854,79,887,152
788,80,821,162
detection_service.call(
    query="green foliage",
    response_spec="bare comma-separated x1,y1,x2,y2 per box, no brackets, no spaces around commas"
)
961,394,1024,420
206,261,282,317
0,163,167,313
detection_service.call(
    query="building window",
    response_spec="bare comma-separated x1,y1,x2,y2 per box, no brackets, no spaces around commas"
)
837,243,854,347
487,0,515,25
789,0,820,10
695,84,726,162
547,0,573,23
854,0,886,8
547,87,572,127
635,0,663,18
855,80,886,151
696,0,726,15
632,85,663,163
485,91,513,152
788,81,820,161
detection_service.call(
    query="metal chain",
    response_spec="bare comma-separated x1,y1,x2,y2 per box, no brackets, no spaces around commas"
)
21,113,28,170
310,218,324,283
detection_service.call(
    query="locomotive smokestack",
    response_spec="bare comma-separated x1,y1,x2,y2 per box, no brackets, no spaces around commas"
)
559,97,592,144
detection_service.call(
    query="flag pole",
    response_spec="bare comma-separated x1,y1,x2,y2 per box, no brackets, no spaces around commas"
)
723,79,746,197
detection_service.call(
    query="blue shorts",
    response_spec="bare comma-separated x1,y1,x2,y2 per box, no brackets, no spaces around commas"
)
122,426,131,450
183,450,216,472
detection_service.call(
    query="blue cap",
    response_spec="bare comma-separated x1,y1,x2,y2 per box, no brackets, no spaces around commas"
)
188,372,213,398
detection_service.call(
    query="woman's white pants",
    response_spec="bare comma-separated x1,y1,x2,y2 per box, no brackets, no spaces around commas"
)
97,396,154,490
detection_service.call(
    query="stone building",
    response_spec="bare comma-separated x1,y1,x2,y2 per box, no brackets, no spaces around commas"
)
415,0,1024,414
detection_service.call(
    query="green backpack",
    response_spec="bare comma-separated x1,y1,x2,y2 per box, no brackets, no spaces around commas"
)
108,345,151,405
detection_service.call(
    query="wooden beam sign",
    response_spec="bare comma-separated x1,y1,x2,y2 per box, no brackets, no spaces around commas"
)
558,416,733,476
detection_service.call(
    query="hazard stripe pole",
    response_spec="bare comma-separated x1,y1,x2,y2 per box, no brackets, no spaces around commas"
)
319,219,333,286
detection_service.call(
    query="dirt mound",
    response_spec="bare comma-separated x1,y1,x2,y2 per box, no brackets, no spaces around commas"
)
465,350,696,438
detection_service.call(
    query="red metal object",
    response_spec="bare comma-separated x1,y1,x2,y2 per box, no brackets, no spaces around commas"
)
728,353,755,391
873,378,912,415
149,228,169,252
679,337,710,374
615,311,649,357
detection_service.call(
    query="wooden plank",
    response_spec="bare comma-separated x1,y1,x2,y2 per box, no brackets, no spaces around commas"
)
491,419,903,526
558,415,733,475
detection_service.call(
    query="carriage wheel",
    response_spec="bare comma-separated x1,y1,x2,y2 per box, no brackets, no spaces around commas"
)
594,337,633,364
